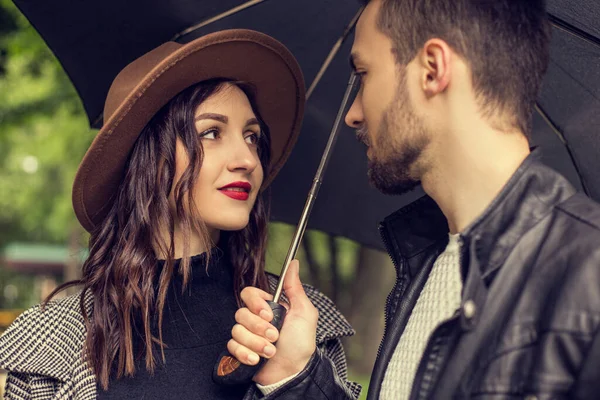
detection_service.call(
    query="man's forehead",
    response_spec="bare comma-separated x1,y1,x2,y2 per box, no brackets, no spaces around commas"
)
351,1,381,61
350,19,378,69
357,0,379,31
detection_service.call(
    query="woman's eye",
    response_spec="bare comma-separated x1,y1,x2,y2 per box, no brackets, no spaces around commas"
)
199,128,220,140
245,132,260,145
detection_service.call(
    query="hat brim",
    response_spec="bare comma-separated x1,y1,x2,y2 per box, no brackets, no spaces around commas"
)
72,29,305,232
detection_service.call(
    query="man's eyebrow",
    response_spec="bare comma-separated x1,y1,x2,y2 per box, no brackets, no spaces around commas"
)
195,113,228,123
349,52,364,71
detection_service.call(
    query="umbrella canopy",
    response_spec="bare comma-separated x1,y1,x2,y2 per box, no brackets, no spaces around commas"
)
11,0,600,250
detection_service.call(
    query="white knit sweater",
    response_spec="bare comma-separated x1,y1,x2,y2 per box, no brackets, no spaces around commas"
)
380,234,462,400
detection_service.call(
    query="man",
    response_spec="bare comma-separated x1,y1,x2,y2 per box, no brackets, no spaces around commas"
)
343,0,600,398
229,0,600,399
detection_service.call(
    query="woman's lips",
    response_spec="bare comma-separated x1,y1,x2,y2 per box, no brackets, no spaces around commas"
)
218,181,251,201
219,188,249,201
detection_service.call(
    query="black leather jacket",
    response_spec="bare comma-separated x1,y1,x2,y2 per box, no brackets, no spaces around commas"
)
368,153,600,399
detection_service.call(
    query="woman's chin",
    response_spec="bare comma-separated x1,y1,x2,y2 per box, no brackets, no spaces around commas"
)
209,218,250,233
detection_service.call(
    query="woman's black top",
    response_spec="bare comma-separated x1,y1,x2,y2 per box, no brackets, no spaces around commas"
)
97,248,248,399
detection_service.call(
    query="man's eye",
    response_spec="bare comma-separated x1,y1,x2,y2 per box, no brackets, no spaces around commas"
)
199,128,220,140
354,71,366,89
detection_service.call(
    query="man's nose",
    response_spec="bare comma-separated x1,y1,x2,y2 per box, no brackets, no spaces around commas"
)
345,95,363,129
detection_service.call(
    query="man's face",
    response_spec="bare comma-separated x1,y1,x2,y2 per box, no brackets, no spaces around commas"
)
345,0,430,195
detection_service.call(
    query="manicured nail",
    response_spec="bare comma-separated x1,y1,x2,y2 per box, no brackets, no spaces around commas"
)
265,328,278,341
259,309,271,320
263,345,276,357
248,353,259,364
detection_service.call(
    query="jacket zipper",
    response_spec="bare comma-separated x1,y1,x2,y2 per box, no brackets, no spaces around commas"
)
374,222,402,362
410,235,467,400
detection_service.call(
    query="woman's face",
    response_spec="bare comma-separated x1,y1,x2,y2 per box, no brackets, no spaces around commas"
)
172,84,264,235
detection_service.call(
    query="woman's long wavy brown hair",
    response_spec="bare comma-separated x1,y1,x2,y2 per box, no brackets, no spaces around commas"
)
46,79,272,389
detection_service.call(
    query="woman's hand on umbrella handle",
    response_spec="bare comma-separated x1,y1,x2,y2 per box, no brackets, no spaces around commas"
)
230,260,318,386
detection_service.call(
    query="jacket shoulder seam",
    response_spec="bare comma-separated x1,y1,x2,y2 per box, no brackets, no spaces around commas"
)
555,204,600,232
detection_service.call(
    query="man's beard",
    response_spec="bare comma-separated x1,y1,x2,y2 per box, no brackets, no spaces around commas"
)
365,76,430,196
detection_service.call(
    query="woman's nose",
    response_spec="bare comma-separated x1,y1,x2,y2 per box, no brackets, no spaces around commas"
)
227,139,258,173
345,95,364,129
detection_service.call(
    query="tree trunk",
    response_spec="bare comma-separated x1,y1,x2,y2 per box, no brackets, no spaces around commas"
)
301,233,327,294
344,246,396,376
328,235,340,306
64,223,84,296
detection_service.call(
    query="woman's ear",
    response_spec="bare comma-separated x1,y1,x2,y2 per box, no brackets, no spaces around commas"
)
419,38,452,98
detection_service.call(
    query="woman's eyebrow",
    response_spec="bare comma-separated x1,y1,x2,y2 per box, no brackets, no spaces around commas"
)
195,113,228,123
246,117,259,126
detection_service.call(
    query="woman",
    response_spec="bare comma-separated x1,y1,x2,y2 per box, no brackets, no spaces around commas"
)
0,30,360,400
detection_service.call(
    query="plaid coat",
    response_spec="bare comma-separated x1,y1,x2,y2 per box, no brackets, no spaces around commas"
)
0,275,361,399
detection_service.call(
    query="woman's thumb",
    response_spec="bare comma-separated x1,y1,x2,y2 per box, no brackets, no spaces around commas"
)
283,260,307,305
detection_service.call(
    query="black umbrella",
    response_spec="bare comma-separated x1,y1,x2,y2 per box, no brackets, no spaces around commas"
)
11,0,600,251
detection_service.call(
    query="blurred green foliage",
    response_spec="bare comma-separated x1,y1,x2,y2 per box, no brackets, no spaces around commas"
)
0,0,93,309
0,0,93,247
0,267,36,309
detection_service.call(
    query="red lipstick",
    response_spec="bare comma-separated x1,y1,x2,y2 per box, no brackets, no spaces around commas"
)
218,181,251,201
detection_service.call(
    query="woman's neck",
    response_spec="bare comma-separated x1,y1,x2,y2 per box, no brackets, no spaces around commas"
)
155,225,220,259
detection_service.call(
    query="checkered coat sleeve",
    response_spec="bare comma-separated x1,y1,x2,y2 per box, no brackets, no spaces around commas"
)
0,276,361,400
0,292,96,400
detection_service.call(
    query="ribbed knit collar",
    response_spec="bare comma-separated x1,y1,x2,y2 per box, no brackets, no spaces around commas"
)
157,245,233,289
149,246,239,350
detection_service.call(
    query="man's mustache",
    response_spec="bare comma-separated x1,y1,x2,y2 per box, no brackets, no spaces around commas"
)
356,125,370,147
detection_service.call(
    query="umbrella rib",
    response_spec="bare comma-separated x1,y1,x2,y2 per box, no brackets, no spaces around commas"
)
549,58,600,103
534,102,590,196
92,114,103,129
306,7,364,100
548,14,600,49
170,0,266,42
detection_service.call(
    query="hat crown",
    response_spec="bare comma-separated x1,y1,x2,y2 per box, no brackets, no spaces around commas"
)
103,42,182,125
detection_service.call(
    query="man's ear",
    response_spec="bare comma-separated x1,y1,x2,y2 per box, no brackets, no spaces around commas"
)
419,39,451,97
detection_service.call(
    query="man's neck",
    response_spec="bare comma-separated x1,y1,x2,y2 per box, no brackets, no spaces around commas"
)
421,125,530,234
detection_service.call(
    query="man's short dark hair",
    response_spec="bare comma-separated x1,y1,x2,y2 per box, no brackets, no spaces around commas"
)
361,0,550,135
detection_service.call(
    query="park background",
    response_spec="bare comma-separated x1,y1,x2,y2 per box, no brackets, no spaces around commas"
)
0,1,397,398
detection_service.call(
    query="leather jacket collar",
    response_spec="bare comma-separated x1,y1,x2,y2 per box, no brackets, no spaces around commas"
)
381,151,576,283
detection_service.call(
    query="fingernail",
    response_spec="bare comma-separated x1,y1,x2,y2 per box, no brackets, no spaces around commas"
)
263,345,276,357
248,353,259,364
265,328,278,341
259,309,271,320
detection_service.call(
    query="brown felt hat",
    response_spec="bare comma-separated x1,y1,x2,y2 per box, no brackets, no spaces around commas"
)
72,29,305,232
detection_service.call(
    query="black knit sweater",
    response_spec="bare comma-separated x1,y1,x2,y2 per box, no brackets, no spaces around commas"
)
97,248,249,399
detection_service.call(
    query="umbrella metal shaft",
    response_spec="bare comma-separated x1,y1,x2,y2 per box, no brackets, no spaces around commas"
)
273,73,358,302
